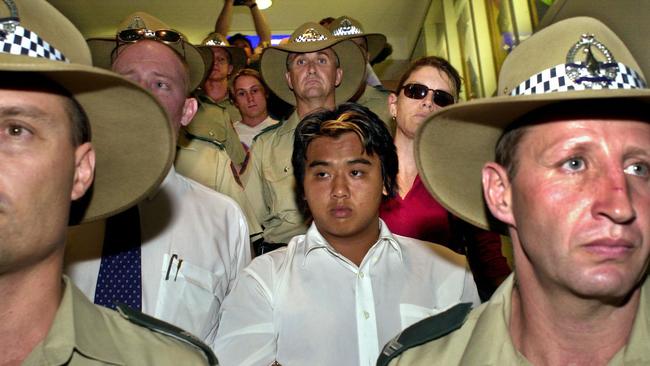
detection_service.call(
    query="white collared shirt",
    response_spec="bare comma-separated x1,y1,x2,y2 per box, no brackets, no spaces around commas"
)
64,167,251,345
214,220,479,366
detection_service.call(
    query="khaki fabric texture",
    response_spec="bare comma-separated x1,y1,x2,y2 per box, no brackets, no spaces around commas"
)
356,85,395,136
389,275,650,365
175,133,261,236
23,277,209,365
183,91,247,166
243,112,309,243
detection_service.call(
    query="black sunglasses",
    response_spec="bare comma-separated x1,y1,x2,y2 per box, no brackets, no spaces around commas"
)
400,83,455,107
117,28,183,44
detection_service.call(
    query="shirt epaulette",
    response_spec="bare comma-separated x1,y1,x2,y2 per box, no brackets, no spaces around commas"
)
116,304,219,366
376,302,473,366
372,84,391,94
183,129,226,150
252,118,285,142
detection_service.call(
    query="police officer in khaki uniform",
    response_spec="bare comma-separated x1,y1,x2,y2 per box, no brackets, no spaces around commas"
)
180,32,248,168
328,15,396,135
0,0,215,364
88,14,261,238
378,17,650,365
242,22,366,246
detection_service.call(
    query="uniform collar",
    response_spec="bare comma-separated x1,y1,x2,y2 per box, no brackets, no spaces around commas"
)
456,274,528,364
194,89,228,108
302,219,403,266
276,111,301,137
35,276,124,365
615,274,650,363
460,274,650,364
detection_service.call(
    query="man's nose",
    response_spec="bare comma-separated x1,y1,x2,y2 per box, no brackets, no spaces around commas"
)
331,174,350,199
592,168,636,224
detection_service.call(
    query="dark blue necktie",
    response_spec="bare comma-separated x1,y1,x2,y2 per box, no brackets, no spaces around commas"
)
94,205,142,310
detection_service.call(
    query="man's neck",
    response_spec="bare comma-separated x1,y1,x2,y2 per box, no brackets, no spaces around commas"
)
295,96,336,119
0,256,63,365
320,220,380,267
203,79,229,102
509,265,642,365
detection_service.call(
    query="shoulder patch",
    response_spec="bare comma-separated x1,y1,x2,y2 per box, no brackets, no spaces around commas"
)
376,302,473,366
252,118,285,142
116,304,219,366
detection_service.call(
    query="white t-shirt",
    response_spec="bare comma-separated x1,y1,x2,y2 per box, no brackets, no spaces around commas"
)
233,115,279,149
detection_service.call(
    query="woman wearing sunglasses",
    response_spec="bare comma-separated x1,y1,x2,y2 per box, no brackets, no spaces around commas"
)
382,56,511,300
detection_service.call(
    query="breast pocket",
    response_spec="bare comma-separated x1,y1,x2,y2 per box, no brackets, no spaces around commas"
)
263,162,299,219
155,254,223,342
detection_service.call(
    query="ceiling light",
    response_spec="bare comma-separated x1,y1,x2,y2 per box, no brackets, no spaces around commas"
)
257,0,272,10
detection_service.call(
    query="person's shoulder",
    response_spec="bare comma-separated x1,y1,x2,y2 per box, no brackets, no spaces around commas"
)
376,302,474,366
252,117,286,143
98,303,217,365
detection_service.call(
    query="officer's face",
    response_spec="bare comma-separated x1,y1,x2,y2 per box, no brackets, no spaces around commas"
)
112,40,194,135
484,118,650,300
0,88,94,272
285,49,342,103
208,47,233,82
303,132,382,247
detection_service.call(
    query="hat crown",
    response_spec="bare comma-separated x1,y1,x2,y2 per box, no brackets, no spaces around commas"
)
202,32,230,47
498,17,646,96
0,0,91,65
289,22,333,43
118,12,172,33
330,16,365,37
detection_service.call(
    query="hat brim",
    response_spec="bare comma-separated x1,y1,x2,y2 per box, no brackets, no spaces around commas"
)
0,54,174,223
361,33,387,63
87,37,207,92
260,39,365,105
415,89,650,231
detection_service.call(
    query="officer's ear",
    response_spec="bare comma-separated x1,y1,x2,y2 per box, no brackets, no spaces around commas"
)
180,97,198,127
71,142,95,201
482,162,515,227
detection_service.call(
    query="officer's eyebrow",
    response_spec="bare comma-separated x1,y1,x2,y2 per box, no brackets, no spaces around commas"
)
0,105,51,122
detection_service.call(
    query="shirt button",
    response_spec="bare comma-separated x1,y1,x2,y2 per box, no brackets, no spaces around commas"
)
372,257,378,263
363,311,370,319
359,272,365,279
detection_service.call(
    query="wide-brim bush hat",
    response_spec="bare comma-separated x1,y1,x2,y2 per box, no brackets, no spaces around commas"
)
199,32,247,74
328,15,386,63
87,12,207,92
0,0,173,223
259,22,365,105
415,17,650,230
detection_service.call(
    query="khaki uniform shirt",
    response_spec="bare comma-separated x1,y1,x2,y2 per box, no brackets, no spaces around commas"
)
357,85,395,136
242,111,308,244
175,134,262,236
23,276,211,365
185,90,246,166
389,275,650,365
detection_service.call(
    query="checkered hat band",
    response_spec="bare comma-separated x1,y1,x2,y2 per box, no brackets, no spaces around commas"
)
332,26,363,36
510,62,646,96
0,25,68,62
